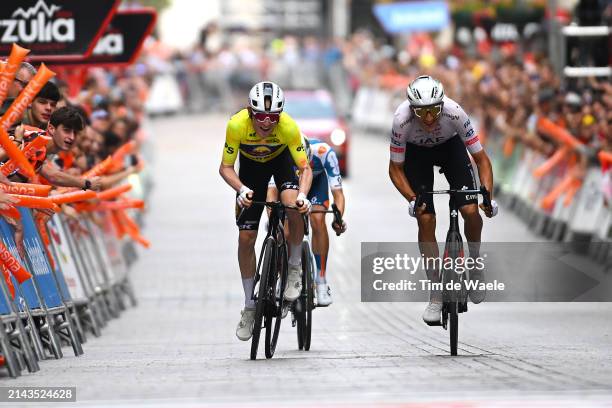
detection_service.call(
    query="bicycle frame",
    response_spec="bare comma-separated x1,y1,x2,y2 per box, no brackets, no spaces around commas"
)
416,186,491,355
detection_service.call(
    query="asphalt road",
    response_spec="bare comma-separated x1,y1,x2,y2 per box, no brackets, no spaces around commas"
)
7,113,612,407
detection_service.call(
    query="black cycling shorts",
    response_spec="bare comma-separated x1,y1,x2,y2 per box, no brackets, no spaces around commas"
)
236,148,299,230
403,136,478,215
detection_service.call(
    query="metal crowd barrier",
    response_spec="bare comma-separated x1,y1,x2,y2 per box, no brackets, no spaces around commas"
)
489,129,612,265
0,195,143,378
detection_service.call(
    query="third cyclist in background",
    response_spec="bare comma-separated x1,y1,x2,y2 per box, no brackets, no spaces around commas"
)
268,135,347,306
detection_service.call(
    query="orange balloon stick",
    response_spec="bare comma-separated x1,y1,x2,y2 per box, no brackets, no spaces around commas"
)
51,190,97,205
0,44,30,107
0,63,55,131
0,182,52,197
97,184,132,201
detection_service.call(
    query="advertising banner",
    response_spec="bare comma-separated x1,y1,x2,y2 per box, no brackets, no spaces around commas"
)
49,215,86,300
54,9,157,67
0,0,120,60
373,1,450,34
19,208,63,308
0,217,41,311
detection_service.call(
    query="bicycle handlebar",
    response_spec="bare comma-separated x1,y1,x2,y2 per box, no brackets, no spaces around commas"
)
311,203,344,236
416,186,492,210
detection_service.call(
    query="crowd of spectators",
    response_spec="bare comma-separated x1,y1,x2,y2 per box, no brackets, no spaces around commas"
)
0,56,149,253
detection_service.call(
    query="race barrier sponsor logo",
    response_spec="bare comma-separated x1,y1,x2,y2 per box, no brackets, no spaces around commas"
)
0,0,119,60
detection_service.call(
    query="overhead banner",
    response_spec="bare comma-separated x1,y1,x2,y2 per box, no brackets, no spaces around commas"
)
53,9,157,67
0,0,120,60
373,1,450,34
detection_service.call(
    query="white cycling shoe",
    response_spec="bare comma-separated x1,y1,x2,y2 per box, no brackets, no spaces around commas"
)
316,283,333,306
468,267,486,304
284,264,302,301
422,302,442,325
236,307,256,341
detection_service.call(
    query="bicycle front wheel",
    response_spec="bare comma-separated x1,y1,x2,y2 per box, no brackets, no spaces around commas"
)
251,237,275,360
265,241,286,359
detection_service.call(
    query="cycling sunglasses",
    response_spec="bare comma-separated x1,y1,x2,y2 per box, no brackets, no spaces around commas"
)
253,111,281,123
412,104,443,118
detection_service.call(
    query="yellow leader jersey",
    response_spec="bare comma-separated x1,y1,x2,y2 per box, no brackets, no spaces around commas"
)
222,109,308,168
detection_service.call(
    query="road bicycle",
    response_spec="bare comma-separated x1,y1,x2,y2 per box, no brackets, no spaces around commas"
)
292,203,344,351
416,186,491,356
238,200,302,360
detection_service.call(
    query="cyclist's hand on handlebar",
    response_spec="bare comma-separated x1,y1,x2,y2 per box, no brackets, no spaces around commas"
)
296,192,311,214
332,220,347,235
479,200,499,218
237,186,253,209
409,199,426,217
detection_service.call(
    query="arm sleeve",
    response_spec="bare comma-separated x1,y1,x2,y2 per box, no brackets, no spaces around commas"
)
222,120,241,166
321,145,343,190
286,121,309,169
390,116,407,163
455,105,483,154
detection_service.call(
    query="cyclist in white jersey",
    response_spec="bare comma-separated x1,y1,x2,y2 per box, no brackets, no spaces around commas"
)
388,75,498,324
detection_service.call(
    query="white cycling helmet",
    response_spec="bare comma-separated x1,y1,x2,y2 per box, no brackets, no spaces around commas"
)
406,75,445,107
249,81,284,113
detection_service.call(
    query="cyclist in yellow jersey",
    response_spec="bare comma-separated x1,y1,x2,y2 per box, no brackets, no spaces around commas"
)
219,82,312,341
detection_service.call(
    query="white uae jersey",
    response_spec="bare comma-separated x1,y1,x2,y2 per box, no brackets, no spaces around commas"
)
390,96,483,163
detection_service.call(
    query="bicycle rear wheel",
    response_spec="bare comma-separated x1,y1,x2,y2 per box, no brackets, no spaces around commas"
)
251,237,275,360
448,302,458,356
443,231,463,356
296,241,314,351
303,242,314,351
265,242,286,359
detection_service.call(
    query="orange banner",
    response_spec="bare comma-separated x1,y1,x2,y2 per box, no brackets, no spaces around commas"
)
0,44,30,108
0,182,51,197
51,190,97,205
0,242,31,284
0,63,56,131
97,184,132,201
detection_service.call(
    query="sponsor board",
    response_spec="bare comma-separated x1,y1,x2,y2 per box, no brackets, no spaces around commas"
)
0,0,119,60
53,9,156,67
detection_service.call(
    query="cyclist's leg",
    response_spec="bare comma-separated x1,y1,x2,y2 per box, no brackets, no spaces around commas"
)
404,146,438,277
236,155,270,308
272,150,303,301
308,174,330,284
440,136,482,255
440,137,485,303
405,144,442,322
